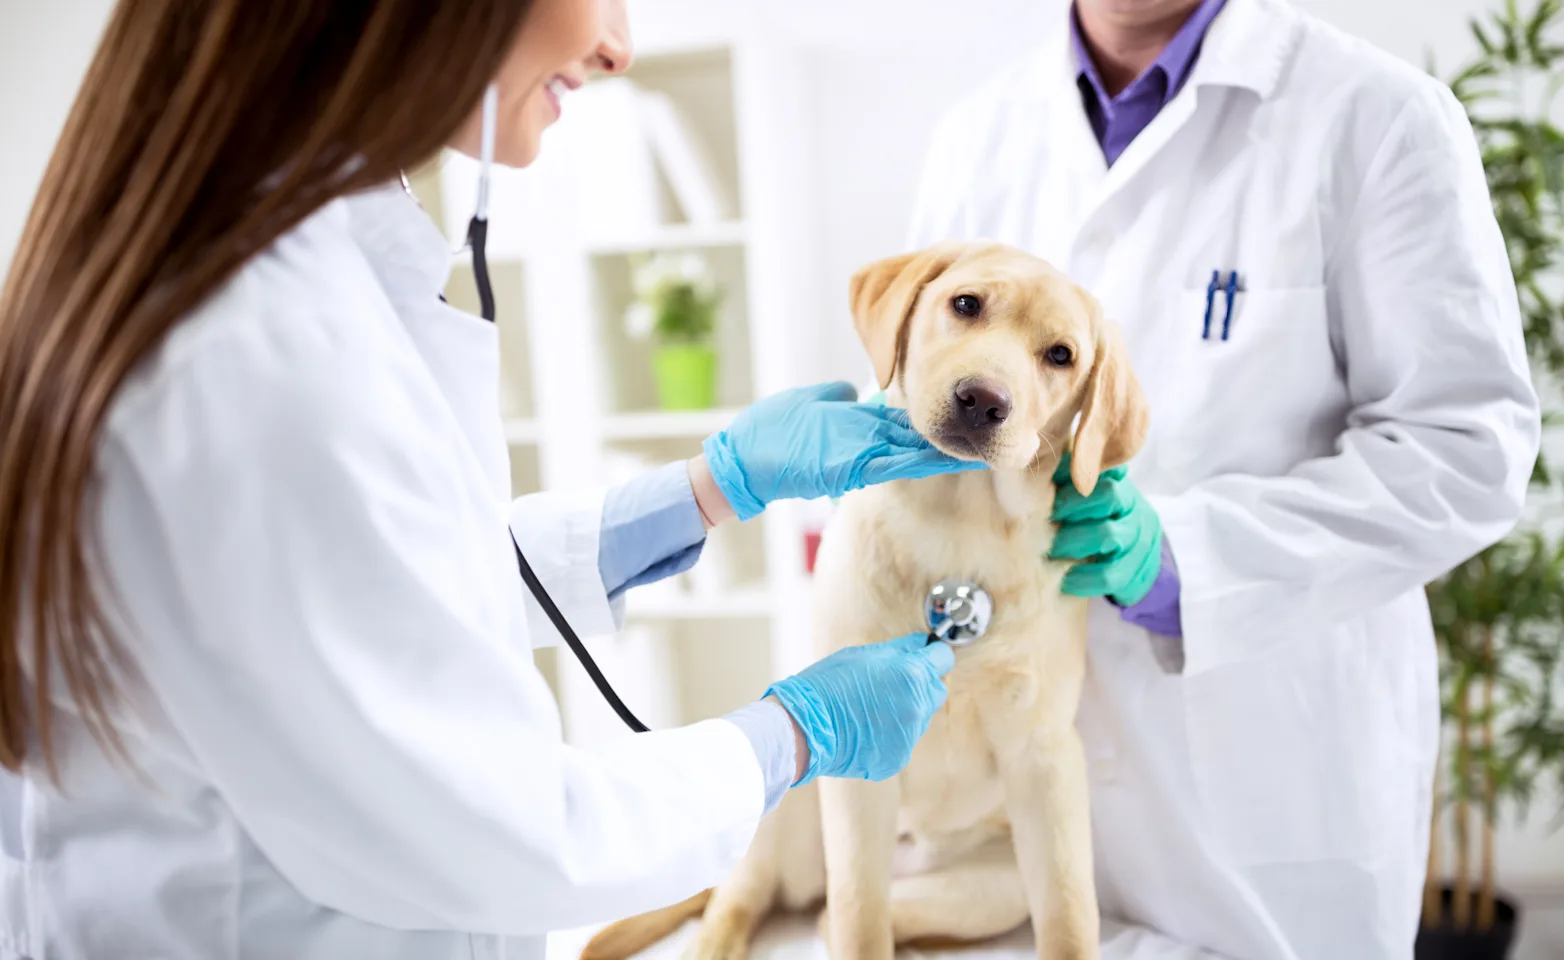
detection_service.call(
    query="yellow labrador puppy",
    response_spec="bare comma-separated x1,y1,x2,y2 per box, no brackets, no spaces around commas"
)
583,241,1148,960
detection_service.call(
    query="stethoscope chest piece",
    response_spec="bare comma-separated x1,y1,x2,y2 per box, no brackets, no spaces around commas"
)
925,579,993,647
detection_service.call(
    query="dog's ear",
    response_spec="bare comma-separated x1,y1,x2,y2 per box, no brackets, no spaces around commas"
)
849,243,964,390
1070,303,1149,497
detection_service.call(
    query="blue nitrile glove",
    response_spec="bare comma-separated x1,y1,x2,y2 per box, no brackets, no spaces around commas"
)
702,382,984,521
1048,452,1163,606
764,633,955,785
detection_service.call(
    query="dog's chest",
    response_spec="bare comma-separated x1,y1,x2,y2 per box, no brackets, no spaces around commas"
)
824,473,1079,843
895,692,1007,842
842,476,1060,634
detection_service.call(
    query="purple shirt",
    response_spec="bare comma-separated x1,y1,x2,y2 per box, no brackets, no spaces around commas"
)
1071,0,1228,640
1071,0,1229,166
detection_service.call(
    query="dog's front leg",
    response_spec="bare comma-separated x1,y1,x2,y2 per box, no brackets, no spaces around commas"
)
818,775,899,960
997,725,1100,960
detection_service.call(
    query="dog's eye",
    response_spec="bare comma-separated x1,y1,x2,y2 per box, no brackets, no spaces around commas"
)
951,294,983,318
1044,344,1074,367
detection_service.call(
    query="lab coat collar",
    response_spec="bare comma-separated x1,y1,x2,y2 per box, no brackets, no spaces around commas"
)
1187,0,1300,99
1025,0,1301,106
341,180,454,308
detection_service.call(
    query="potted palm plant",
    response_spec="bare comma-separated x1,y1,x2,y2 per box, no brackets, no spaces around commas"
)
1420,534,1564,959
624,251,724,411
1419,2,1564,957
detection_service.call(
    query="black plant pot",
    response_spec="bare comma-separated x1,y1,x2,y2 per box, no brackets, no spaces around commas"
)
1415,886,1519,960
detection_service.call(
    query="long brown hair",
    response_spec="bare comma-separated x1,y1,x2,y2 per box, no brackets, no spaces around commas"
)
0,0,535,775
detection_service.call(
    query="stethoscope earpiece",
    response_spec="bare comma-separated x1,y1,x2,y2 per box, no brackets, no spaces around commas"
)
465,84,500,324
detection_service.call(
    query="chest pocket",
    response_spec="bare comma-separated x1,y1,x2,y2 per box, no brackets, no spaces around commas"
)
1141,284,1340,485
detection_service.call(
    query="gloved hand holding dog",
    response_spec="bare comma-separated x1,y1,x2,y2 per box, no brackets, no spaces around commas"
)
1049,452,1165,607
702,381,984,521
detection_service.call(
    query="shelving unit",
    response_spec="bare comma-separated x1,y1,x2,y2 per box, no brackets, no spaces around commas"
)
407,0,821,746
502,418,542,445
600,408,741,440
582,220,746,256
625,585,771,620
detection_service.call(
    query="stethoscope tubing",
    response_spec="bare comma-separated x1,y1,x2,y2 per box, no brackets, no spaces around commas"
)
464,84,654,734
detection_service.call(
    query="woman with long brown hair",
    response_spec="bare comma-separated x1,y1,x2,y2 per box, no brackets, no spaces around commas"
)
0,1,977,955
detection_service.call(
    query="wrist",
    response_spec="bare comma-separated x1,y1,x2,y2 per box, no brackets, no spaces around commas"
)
765,695,809,784
688,455,737,529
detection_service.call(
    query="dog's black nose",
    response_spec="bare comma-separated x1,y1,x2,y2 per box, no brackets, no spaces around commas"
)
953,378,1011,431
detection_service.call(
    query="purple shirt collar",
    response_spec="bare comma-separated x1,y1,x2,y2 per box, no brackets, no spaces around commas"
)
1072,0,1228,108
1071,0,1229,164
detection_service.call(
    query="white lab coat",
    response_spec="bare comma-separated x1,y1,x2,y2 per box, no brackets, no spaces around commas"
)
908,1,1538,958
0,184,763,959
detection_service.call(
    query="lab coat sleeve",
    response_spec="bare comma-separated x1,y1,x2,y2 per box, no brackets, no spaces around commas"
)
1148,85,1541,674
102,326,765,935
509,461,708,648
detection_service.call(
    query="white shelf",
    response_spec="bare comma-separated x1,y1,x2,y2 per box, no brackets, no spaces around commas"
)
504,418,542,444
602,407,742,440
631,42,733,66
624,585,772,620
584,220,747,256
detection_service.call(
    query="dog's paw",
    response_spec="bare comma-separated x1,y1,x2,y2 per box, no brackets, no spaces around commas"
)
817,904,895,960
682,910,753,960
1034,932,1102,960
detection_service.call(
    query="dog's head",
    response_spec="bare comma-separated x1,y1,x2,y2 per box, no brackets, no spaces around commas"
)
850,241,1147,495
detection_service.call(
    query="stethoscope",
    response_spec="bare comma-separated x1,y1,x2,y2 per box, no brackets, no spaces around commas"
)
451,87,994,734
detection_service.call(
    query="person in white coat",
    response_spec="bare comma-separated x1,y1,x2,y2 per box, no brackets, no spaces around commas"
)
0,2,976,958
907,0,1541,957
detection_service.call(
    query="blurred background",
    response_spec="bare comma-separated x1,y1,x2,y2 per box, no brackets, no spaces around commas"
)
3,1,1562,957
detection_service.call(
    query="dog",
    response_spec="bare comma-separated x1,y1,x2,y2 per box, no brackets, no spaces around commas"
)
582,240,1149,960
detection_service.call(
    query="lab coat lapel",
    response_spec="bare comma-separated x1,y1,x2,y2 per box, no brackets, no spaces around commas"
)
1055,0,1298,249
1031,27,1108,266
344,184,512,503
1092,93,1200,210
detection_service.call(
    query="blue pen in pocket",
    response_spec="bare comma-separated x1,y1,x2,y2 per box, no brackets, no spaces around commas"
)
1202,270,1220,340
1220,271,1239,341
1202,270,1241,341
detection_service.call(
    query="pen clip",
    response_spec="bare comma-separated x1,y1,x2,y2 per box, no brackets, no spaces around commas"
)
1220,271,1239,341
1202,270,1220,341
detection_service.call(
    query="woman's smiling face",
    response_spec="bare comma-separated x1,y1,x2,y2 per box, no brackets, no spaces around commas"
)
448,0,632,168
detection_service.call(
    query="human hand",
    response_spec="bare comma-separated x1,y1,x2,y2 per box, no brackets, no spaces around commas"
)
1048,453,1163,606
763,633,955,785
701,382,984,522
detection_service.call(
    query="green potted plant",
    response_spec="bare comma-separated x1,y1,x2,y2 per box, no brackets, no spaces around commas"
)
1420,2,1564,957
625,251,724,410
1421,534,1564,959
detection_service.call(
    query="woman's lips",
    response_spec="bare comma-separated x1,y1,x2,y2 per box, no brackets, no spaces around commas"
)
544,77,576,120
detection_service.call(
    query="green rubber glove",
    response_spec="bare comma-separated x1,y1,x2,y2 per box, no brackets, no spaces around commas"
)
1048,453,1163,606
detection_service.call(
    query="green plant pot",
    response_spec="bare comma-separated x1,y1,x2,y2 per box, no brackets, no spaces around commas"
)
652,344,717,411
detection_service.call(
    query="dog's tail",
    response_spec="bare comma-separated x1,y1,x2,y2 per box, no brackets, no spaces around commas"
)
578,888,712,960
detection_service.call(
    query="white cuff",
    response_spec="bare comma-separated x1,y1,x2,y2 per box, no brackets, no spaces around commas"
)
510,487,621,648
